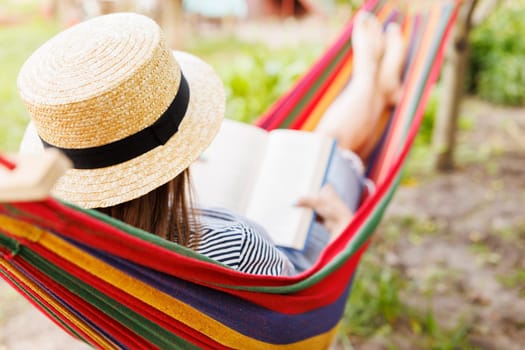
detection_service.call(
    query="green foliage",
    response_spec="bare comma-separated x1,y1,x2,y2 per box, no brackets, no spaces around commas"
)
0,19,59,151
220,47,317,123
416,85,440,146
342,255,405,338
189,38,320,124
341,247,477,349
334,0,364,10
498,268,525,297
469,3,525,106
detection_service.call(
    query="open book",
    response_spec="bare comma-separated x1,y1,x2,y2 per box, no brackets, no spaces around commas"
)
190,120,336,250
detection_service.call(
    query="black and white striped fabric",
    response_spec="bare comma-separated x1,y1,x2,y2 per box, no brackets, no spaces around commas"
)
193,208,296,276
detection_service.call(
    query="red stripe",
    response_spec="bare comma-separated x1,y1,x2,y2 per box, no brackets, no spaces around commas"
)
0,156,16,170
288,0,392,130
14,257,156,350
6,219,354,315
0,259,99,347
288,44,354,130
8,201,312,287
256,16,354,130
32,245,230,349
14,200,354,296
1,237,231,348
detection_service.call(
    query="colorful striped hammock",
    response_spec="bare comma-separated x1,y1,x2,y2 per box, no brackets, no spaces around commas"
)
0,0,460,349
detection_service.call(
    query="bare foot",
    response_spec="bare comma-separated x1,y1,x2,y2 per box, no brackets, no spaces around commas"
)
314,13,397,159
352,11,385,80
378,22,406,105
314,12,386,153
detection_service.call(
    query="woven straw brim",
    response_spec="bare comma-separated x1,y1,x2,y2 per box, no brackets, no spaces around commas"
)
20,51,225,209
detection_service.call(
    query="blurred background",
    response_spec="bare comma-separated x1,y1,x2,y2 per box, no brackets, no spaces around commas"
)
0,0,524,349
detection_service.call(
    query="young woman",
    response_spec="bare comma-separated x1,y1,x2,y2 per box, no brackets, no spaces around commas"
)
18,11,405,276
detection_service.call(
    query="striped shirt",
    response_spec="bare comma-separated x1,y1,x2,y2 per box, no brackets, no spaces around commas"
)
193,208,295,276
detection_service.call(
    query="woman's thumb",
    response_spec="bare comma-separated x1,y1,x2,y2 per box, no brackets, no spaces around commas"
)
295,195,317,209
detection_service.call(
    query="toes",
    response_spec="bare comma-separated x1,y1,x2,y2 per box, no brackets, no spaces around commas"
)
385,22,404,50
354,11,381,35
352,11,385,61
354,10,370,27
386,22,401,36
379,23,406,104
383,22,406,72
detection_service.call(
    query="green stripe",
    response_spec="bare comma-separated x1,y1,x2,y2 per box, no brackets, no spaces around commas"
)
0,231,19,253
11,247,199,350
31,251,199,349
278,40,352,129
0,267,91,346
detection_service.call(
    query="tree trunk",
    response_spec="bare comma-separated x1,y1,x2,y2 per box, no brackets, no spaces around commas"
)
432,0,479,171
158,0,184,49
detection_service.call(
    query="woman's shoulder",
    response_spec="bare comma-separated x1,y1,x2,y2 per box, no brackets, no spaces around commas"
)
196,207,271,254
195,208,247,270
196,207,295,276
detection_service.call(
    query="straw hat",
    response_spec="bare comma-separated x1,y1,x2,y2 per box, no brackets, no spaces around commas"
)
18,12,225,209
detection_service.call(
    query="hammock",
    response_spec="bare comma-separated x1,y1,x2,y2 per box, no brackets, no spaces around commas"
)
0,1,460,349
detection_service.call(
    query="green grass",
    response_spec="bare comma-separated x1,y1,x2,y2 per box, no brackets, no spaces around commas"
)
338,216,481,349
342,255,405,339
340,252,478,349
0,19,59,151
493,223,525,296
498,269,525,297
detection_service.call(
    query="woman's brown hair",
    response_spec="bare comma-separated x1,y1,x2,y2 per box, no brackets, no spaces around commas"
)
96,169,198,247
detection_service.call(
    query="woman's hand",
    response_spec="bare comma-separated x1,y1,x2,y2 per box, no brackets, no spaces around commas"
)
296,185,354,239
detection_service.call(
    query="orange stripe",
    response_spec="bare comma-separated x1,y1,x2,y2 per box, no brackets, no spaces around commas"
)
377,5,442,183
369,13,416,181
300,59,354,131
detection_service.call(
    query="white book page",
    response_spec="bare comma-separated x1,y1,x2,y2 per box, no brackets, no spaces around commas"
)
245,130,334,249
190,120,268,214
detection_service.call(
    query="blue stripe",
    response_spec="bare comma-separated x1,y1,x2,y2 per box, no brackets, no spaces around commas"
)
65,235,353,344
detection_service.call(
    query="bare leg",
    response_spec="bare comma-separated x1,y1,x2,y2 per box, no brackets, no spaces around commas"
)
379,23,406,104
314,13,405,161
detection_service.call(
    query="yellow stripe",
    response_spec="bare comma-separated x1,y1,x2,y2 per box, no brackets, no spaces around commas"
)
0,214,339,349
0,258,118,349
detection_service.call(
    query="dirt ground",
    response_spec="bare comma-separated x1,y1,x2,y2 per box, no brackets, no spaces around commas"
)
350,98,525,350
